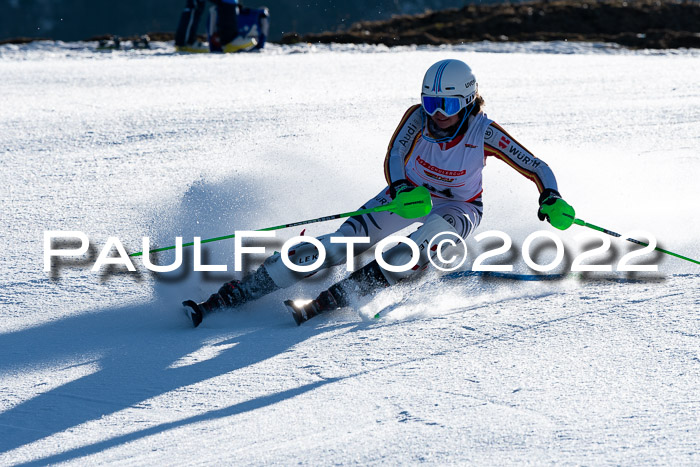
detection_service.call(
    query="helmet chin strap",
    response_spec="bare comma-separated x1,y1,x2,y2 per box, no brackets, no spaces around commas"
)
421,102,474,143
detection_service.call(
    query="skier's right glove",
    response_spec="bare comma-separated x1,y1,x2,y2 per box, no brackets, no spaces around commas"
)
538,188,575,230
389,179,414,199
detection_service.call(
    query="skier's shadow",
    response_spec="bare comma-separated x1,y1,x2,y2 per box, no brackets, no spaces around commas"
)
0,296,350,465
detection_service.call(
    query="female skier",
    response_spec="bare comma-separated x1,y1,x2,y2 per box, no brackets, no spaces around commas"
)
183,59,575,327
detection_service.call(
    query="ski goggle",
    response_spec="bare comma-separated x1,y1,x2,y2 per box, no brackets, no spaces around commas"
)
421,95,470,117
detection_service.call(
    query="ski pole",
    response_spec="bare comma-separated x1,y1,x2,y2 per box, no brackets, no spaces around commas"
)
564,214,699,265
129,186,433,257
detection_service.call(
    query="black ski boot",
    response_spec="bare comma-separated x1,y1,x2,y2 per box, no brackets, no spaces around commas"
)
285,290,342,326
182,280,242,327
182,300,205,327
285,260,390,325
183,266,279,327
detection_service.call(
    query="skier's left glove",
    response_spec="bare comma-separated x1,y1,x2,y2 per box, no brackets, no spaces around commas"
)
389,179,414,199
538,188,575,230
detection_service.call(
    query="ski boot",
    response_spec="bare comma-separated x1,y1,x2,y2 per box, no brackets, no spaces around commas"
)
182,280,242,327
222,36,258,53
285,289,342,326
175,40,209,53
183,266,278,327
284,260,390,325
182,300,205,327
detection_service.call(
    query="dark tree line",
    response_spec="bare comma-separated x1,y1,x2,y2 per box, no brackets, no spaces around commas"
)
0,0,476,42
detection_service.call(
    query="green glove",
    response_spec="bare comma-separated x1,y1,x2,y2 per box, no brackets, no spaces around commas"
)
538,189,575,230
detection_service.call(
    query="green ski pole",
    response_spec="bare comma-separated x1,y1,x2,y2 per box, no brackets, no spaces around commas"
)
130,186,433,257
564,213,699,265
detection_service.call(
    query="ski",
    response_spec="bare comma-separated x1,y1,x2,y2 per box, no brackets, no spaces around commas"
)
284,270,570,324
371,270,570,319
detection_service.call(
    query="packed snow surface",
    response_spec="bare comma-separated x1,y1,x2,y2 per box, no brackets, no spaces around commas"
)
1,41,699,465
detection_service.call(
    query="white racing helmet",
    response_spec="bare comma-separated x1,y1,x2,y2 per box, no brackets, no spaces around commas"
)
421,59,478,117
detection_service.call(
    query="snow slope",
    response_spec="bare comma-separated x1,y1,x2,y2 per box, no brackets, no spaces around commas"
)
0,41,699,465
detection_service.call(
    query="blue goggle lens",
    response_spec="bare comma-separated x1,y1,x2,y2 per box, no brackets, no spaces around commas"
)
421,95,464,117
